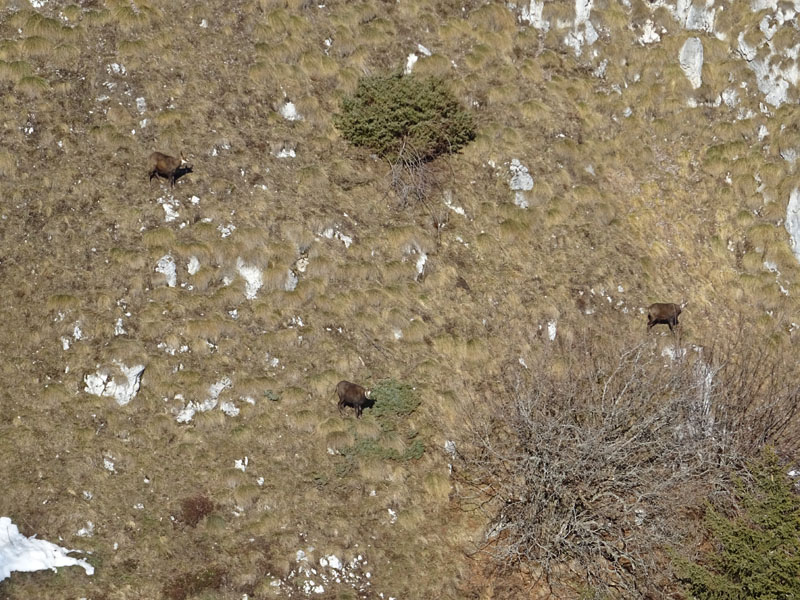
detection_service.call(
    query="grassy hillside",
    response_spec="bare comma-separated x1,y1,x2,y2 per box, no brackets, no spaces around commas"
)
1,0,800,598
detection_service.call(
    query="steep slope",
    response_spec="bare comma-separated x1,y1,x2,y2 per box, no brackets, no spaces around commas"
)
1,0,799,598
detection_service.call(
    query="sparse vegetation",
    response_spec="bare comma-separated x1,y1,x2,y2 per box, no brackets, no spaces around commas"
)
162,565,226,600
3,0,800,598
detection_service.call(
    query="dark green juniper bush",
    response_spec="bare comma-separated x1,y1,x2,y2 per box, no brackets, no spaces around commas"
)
335,72,475,162
336,72,475,203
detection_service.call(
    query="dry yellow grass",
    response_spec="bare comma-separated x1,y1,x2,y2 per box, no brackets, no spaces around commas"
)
2,0,800,598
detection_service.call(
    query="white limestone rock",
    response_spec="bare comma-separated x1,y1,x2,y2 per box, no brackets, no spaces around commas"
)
680,37,704,89
84,361,145,406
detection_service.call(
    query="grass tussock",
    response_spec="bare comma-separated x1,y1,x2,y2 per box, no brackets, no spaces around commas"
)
0,58,33,78
162,566,226,600
4,2,800,599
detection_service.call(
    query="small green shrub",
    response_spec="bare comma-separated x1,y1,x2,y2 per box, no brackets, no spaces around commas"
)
370,379,421,417
335,72,475,162
675,449,800,600
263,389,281,401
335,381,424,468
341,436,425,462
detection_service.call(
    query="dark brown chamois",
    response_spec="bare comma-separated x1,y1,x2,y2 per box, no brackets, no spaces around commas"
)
336,380,373,418
647,301,686,332
148,151,193,188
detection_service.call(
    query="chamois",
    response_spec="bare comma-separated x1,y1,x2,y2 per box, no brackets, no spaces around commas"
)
148,151,193,188
335,380,373,418
647,302,686,332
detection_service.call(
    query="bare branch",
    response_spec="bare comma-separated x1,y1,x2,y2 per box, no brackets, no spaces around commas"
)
453,336,800,597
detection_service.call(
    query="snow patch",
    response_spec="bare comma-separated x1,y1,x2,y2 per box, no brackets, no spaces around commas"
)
406,43,432,73
221,401,239,417
0,517,94,582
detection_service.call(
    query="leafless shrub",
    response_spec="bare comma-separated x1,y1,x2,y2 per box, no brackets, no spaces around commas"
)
703,338,800,456
454,337,800,597
388,139,452,241
178,493,216,528
387,139,439,208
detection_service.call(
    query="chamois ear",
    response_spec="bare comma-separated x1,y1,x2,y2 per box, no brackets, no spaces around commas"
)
680,300,688,309
180,151,187,163
365,389,372,399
